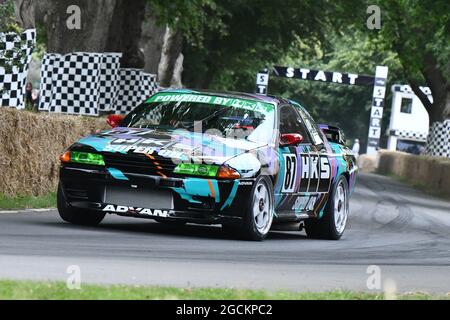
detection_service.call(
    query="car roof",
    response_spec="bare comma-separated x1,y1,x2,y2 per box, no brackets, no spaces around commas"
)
158,88,293,106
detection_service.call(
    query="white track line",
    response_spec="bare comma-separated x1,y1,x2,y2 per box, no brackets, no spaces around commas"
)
0,208,55,214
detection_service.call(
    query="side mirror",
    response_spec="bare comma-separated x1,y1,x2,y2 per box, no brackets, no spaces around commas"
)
107,114,124,128
280,133,303,147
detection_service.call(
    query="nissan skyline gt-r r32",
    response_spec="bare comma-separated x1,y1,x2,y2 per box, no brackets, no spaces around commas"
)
58,90,357,241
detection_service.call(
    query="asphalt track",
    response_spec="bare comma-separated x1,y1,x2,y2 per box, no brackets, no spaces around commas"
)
0,173,449,293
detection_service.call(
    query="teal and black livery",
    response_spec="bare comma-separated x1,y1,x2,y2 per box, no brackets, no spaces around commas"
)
57,89,358,241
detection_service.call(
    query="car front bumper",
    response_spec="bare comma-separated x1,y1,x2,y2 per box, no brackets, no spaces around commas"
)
59,164,253,224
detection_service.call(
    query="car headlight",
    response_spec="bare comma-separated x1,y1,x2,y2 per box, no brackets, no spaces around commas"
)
174,163,240,179
60,151,105,166
174,163,219,177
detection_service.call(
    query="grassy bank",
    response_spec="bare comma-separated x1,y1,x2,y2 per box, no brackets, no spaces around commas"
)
385,173,450,200
0,192,56,210
0,280,446,300
377,150,450,199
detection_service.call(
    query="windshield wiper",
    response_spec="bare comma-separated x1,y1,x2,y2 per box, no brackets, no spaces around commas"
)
185,106,233,130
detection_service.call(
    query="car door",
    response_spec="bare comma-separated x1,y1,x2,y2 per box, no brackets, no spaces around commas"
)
274,104,316,216
294,105,334,216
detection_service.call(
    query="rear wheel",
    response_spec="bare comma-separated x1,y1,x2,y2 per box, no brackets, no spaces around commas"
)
224,176,274,241
57,183,105,226
305,175,349,240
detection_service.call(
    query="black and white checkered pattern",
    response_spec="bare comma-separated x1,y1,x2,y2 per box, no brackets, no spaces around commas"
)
140,72,159,122
98,53,122,112
38,52,159,116
141,72,158,101
425,120,450,158
392,84,432,97
21,29,36,66
113,68,143,114
38,53,60,111
113,69,158,114
0,29,36,109
0,72,22,107
389,129,428,142
49,53,103,116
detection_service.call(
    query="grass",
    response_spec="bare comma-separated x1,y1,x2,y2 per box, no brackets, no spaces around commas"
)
384,173,450,200
0,192,56,210
0,280,447,300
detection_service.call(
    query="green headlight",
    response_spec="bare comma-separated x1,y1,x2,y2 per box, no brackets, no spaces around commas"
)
174,163,219,177
71,151,105,166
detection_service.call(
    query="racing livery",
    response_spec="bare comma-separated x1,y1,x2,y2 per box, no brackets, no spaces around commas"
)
58,90,357,240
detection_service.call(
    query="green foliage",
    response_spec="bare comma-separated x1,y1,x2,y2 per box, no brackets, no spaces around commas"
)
375,0,450,83
268,31,404,145
0,279,446,300
0,0,19,32
0,192,56,210
169,0,447,144
181,0,362,89
0,0,29,95
149,0,229,46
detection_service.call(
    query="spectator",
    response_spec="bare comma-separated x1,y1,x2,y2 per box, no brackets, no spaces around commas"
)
25,82,34,110
24,82,39,111
31,89,39,111
352,138,360,158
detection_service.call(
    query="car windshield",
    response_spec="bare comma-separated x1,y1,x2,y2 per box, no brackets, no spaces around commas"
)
121,93,276,144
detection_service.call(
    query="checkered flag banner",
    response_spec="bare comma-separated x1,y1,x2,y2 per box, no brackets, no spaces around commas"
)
98,53,122,112
141,72,158,101
38,53,60,111
113,69,158,114
0,29,36,109
392,84,433,103
39,53,158,116
49,52,103,116
390,129,428,142
425,120,450,158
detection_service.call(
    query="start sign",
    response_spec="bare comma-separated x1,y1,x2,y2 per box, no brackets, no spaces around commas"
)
272,66,375,86
255,65,388,155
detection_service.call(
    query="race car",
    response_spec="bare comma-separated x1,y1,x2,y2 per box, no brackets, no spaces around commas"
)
58,89,357,240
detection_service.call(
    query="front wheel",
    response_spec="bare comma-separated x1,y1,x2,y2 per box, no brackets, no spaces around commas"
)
305,175,349,240
235,176,274,241
57,183,105,226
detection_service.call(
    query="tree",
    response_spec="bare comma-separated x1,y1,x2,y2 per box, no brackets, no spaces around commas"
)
181,0,361,89
104,0,147,68
12,0,34,29
1,0,30,95
11,0,220,80
269,31,404,148
13,0,147,67
145,0,228,86
376,0,450,124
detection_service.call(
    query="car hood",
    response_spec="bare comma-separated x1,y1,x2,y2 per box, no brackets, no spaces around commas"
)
75,127,267,165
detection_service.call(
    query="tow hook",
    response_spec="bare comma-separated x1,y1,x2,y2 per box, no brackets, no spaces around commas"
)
299,221,305,231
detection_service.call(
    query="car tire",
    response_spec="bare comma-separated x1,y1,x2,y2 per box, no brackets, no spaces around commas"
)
237,176,274,241
305,175,349,240
57,183,105,226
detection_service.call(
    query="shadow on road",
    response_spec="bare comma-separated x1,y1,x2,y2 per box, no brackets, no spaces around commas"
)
39,218,308,241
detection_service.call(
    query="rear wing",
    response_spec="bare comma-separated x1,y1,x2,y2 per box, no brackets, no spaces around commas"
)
319,124,346,145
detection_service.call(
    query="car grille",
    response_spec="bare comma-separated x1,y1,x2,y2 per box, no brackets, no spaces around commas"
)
64,182,90,200
102,152,177,177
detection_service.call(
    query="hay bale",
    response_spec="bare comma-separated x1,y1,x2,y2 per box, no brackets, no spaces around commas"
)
0,108,108,197
357,153,378,173
377,149,450,198
377,150,398,175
